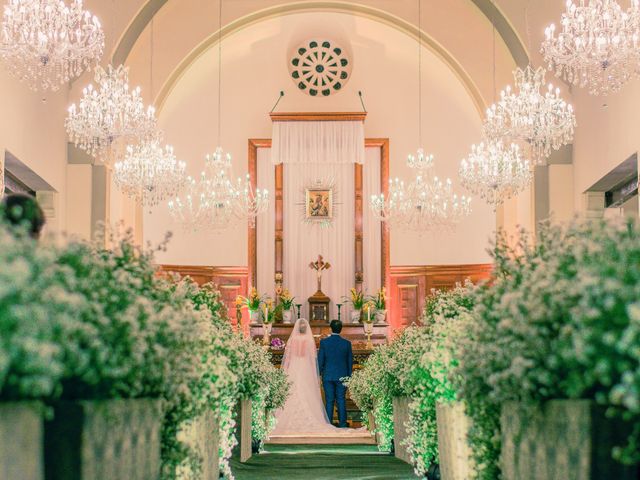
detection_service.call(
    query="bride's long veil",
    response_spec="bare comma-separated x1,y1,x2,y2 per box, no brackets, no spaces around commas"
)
273,318,333,432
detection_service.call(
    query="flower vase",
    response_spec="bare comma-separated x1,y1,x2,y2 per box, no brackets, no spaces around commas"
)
375,310,387,323
249,309,259,324
350,310,362,324
262,323,273,346
282,309,293,324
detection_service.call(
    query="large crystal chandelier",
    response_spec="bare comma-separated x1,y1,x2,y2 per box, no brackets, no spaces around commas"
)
168,0,269,232
65,64,157,162
484,66,576,164
0,0,104,91
541,0,640,95
113,136,187,207
460,140,532,208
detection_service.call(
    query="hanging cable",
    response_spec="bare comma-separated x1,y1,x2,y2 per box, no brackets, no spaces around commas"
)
217,0,223,147
418,0,422,146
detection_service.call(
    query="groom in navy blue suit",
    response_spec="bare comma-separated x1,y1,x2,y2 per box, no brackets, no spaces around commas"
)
318,320,353,428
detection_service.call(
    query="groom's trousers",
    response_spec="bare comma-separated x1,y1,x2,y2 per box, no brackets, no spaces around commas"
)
323,380,348,427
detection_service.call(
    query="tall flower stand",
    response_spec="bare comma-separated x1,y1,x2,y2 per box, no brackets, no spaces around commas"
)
0,403,43,480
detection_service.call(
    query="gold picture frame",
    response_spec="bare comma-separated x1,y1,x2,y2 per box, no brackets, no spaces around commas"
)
305,188,333,220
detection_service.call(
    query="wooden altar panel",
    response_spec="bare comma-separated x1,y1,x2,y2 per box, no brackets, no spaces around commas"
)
248,138,390,293
158,265,249,326
389,264,493,330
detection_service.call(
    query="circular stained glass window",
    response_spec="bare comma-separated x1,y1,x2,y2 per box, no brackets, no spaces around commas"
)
289,40,351,97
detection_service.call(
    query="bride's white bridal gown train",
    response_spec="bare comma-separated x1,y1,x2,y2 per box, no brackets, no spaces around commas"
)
271,319,367,437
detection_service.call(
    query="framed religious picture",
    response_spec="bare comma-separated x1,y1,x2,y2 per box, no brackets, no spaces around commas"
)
305,188,333,220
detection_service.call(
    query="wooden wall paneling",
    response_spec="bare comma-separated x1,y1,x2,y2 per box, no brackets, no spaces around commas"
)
275,163,283,288
389,264,493,329
248,139,272,289
270,112,367,122
354,163,364,289
158,265,249,328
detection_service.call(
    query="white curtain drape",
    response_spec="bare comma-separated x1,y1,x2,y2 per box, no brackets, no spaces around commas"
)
283,162,355,320
272,121,365,165
363,147,382,294
257,148,276,298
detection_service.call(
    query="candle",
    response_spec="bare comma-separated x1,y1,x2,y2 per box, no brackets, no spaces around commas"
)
367,306,371,323
264,304,268,323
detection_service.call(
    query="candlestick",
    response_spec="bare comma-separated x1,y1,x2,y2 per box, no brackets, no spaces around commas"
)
296,304,302,319
337,303,342,322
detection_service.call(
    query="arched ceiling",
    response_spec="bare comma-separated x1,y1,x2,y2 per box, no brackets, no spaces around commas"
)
113,0,528,68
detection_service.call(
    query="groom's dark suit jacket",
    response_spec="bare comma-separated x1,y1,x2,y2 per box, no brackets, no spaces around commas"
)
318,334,353,381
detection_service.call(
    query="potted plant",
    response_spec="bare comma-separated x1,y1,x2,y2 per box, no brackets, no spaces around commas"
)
277,287,295,323
370,288,387,323
457,219,640,480
345,288,365,323
238,288,264,323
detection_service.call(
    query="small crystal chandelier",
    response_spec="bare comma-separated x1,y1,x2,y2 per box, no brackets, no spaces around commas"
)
460,140,532,208
484,66,576,164
370,0,470,232
541,0,640,95
169,147,268,230
371,149,472,232
0,0,104,91
65,64,157,162
168,149,236,232
113,136,187,207
168,0,269,231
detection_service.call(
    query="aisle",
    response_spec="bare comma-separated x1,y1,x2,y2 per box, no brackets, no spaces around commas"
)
231,444,418,480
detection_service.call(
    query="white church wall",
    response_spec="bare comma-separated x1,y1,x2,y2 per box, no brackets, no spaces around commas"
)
143,11,494,267
0,71,69,233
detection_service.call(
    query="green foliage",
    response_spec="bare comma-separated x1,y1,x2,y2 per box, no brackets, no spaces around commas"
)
456,218,640,478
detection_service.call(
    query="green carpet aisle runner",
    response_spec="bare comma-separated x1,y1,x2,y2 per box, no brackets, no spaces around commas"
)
231,444,419,480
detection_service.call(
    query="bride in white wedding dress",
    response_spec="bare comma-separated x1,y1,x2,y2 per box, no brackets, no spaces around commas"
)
271,318,368,437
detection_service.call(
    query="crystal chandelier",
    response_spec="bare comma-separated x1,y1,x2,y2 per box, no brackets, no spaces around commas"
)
168,147,268,231
484,66,576,164
541,0,640,95
371,149,472,232
113,136,187,207
460,140,532,208
65,64,157,162
0,0,104,91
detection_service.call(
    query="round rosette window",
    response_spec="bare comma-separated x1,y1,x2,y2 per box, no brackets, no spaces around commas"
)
289,40,351,97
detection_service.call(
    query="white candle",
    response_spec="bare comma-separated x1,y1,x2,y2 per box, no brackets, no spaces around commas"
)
367,307,371,323
264,305,268,322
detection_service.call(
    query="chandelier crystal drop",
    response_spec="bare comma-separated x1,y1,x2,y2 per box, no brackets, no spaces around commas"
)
168,147,269,232
459,140,532,208
0,0,104,91
541,0,640,96
484,66,576,164
65,65,157,162
371,149,472,232
113,137,187,207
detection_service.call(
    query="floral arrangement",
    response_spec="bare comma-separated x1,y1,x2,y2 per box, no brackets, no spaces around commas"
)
276,287,295,310
345,287,365,310
348,282,476,476
0,221,290,480
370,287,387,310
270,338,285,350
237,287,263,311
456,218,640,478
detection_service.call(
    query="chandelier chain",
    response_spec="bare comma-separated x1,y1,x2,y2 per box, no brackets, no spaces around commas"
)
217,0,222,146
418,0,422,146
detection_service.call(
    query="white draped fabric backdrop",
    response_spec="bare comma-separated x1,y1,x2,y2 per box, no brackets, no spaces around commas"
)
257,121,381,321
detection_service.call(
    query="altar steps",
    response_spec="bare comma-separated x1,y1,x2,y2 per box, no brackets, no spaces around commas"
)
267,433,376,445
